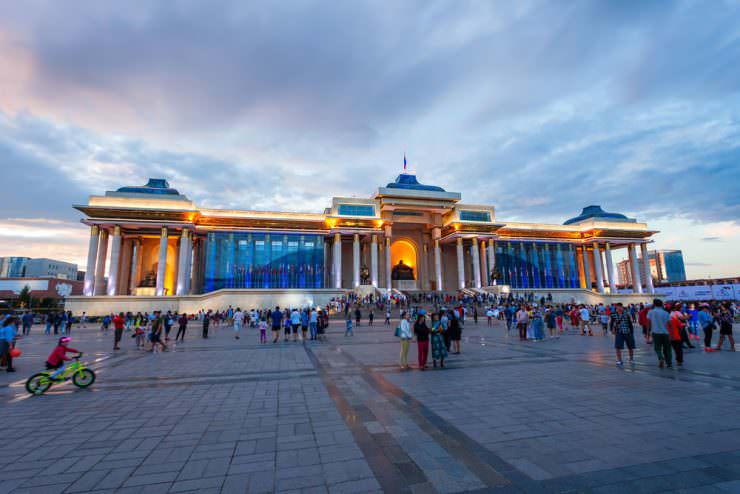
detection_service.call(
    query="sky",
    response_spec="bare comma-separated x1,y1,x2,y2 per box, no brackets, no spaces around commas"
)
0,0,739,278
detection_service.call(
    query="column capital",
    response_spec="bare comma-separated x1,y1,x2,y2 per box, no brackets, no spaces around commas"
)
160,226,168,236
112,225,121,236
90,225,99,236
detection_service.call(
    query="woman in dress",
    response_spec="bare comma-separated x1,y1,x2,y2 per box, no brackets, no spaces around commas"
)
449,311,462,354
398,311,412,370
430,313,447,368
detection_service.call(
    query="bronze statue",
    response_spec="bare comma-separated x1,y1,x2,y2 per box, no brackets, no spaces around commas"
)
360,266,370,284
391,260,415,280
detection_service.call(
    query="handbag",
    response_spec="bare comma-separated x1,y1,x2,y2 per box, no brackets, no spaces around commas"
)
394,327,401,338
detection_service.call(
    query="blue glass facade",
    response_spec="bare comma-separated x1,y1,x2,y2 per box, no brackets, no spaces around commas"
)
204,232,325,292
495,241,580,289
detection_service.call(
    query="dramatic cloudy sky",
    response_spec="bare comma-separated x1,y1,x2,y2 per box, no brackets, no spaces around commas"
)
1,0,739,278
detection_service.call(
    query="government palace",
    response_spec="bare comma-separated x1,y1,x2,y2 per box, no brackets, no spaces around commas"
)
66,171,659,314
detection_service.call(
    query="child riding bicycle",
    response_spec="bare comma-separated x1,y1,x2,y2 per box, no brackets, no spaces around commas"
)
46,337,81,380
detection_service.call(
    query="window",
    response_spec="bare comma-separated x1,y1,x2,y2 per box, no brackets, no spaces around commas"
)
338,204,375,217
459,210,491,222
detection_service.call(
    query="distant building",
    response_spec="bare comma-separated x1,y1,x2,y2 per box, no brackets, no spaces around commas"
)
617,259,632,287
0,257,30,277
618,249,686,286
0,257,78,280
0,277,83,302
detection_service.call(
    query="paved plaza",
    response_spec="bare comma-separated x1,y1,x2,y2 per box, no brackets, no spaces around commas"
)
2,316,740,494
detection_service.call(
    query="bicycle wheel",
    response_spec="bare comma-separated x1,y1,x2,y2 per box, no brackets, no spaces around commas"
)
72,369,96,388
26,373,53,395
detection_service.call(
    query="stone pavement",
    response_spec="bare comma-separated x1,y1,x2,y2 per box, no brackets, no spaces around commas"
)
2,316,740,494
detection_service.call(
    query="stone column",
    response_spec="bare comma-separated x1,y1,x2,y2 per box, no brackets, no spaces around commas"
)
592,242,605,294
641,242,654,293
385,237,392,291
434,239,443,291
323,240,330,288
353,234,360,288
456,237,465,290
184,234,193,294
333,233,342,289
129,238,142,295
581,245,591,291
155,226,169,296
93,229,109,296
176,230,189,295
487,240,495,285
630,243,643,294
604,242,615,293
106,226,122,296
83,225,100,296
370,235,378,287
471,237,481,288
480,240,489,287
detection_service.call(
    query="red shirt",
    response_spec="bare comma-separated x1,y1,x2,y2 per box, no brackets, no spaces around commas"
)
113,315,125,330
47,345,80,366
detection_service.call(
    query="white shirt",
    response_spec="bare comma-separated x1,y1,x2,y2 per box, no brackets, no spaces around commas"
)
234,311,243,325
399,319,412,339
580,308,590,321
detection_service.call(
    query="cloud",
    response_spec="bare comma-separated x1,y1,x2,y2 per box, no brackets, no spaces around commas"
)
701,237,721,242
0,1,738,274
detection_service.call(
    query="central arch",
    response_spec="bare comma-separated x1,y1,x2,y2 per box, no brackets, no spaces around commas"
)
390,239,418,280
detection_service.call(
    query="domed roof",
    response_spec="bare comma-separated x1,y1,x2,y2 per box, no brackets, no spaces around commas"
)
386,173,446,192
564,205,635,225
117,178,180,195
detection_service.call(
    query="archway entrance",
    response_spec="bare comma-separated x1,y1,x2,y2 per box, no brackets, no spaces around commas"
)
390,239,418,288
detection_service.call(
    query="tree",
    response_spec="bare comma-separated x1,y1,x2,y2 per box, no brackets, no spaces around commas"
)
17,285,31,308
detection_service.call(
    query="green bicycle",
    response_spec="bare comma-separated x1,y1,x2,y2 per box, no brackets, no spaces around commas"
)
25,355,96,395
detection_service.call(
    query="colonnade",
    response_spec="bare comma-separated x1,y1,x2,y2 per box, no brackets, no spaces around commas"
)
584,241,654,295
83,225,196,297
82,223,654,296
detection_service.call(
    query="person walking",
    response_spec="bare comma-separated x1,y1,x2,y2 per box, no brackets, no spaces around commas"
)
202,311,211,339
414,311,430,370
270,306,282,343
648,299,672,368
384,308,391,326
398,311,412,370
21,311,33,336
430,313,447,368
516,306,529,341
345,314,354,336
368,310,374,326
715,306,736,351
112,312,125,350
698,305,716,351
233,307,243,340
309,309,318,340
0,316,18,372
611,303,635,366
668,310,685,366
579,305,592,336
176,313,188,343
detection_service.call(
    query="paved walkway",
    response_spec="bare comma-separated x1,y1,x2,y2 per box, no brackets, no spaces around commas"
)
2,317,740,493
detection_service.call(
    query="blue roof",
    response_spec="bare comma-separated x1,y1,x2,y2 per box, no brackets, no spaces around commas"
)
386,173,446,192
564,205,635,225
117,178,180,195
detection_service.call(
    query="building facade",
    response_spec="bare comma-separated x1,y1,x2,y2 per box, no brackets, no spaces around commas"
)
0,257,30,278
68,175,659,313
24,258,79,280
0,257,78,280
618,249,686,287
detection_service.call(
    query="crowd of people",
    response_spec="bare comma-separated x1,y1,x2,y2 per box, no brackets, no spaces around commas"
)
0,295,736,375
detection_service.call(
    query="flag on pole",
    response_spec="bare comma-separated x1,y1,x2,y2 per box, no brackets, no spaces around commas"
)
403,153,407,171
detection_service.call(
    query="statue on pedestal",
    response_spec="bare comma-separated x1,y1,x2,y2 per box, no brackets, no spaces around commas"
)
391,260,415,280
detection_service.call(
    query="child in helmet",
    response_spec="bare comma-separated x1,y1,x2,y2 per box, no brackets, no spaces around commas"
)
46,337,81,380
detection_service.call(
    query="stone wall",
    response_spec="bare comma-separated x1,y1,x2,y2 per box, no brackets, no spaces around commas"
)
500,288,661,305
65,288,347,316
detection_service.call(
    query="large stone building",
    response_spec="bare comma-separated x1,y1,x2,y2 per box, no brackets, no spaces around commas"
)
66,174,659,314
